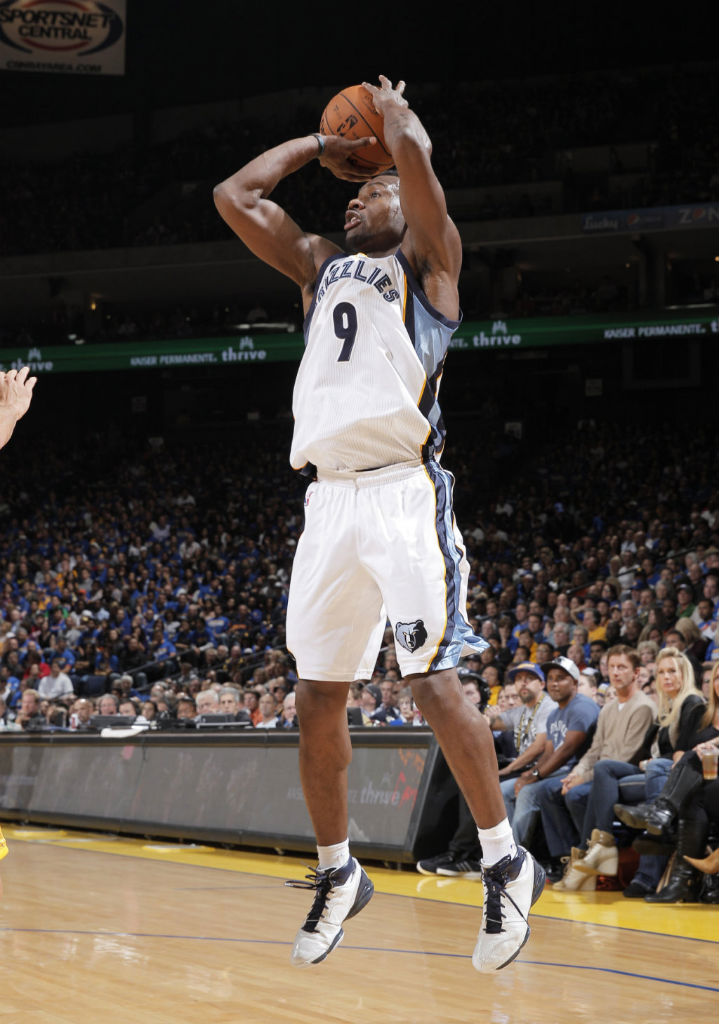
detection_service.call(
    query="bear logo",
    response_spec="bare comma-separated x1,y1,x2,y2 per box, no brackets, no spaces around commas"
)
395,619,428,654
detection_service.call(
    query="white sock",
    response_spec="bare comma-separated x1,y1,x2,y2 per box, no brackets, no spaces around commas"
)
477,819,517,867
317,839,350,871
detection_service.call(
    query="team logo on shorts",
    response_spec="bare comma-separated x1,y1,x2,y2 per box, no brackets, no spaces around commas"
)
395,619,428,653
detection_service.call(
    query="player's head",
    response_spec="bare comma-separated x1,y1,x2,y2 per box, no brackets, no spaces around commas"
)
344,171,405,254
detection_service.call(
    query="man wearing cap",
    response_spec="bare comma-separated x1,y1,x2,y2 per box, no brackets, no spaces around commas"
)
488,662,557,823
675,583,696,620
538,644,656,890
508,656,599,858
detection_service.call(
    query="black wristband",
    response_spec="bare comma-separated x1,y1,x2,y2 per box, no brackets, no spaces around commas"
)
312,133,325,156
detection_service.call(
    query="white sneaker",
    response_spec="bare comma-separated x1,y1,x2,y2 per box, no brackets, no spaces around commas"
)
287,856,374,966
472,847,545,973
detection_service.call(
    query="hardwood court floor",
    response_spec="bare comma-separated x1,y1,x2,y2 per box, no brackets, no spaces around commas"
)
1,825,717,1024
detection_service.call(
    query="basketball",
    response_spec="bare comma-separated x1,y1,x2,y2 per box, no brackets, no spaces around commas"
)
319,84,394,177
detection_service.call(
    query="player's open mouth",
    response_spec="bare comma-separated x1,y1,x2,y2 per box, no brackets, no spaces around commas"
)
344,213,361,231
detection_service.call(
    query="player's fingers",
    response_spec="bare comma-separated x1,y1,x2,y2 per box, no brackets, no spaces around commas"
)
16,366,29,385
26,376,37,392
396,80,406,95
5,368,17,380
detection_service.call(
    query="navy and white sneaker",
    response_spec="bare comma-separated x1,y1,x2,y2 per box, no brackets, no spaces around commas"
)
416,851,457,875
287,856,374,966
436,858,484,880
472,846,545,972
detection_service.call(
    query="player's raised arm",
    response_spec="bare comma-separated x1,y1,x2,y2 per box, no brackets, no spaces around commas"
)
213,134,373,307
213,136,333,300
362,77,462,307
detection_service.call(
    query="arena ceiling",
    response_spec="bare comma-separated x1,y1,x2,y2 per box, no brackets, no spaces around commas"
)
2,3,716,128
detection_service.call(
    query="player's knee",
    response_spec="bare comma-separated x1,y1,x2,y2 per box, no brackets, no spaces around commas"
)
295,680,350,722
409,670,456,714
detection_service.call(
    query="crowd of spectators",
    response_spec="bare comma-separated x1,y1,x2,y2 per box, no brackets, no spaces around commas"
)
0,409,717,902
0,415,716,730
0,63,715,259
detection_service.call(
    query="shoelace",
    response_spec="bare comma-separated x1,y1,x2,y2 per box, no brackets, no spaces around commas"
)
285,867,334,932
483,875,505,934
482,859,527,936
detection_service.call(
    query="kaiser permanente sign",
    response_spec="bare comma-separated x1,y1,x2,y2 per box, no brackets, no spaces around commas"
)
0,313,716,375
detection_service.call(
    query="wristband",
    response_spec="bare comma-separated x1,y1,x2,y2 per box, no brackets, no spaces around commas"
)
312,133,325,156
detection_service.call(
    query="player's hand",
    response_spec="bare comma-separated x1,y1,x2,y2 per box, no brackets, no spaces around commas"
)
362,75,432,156
361,75,408,117
0,366,37,421
318,134,378,182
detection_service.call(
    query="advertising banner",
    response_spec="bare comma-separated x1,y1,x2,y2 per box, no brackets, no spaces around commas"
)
0,732,439,861
0,313,715,375
0,0,126,76
581,203,719,234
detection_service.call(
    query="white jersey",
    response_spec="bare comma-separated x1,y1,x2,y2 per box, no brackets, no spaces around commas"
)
290,249,460,474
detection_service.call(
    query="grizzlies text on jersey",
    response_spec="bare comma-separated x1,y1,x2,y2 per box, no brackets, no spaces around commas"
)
290,248,461,474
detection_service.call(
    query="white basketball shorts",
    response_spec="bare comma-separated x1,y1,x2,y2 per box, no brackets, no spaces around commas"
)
286,460,489,681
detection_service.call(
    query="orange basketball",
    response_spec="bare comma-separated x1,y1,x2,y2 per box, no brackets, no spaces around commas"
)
319,84,394,177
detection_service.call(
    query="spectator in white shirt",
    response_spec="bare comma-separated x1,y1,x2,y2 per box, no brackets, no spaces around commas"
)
37,659,74,701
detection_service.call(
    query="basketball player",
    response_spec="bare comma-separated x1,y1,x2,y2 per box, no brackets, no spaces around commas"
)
213,75,544,972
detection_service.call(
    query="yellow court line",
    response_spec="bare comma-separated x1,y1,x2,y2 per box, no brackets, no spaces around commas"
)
3,824,716,943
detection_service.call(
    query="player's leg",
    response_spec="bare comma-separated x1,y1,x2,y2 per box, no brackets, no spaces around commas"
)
285,477,381,966
363,465,544,972
500,775,518,823
287,677,375,967
409,669,506,826
295,679,353,846
407,667,544,970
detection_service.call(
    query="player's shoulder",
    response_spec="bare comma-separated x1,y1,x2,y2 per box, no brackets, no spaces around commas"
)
400,216,461,276
301,236,346,308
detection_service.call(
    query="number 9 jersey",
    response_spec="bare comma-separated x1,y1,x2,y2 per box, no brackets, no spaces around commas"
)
290,249,461,474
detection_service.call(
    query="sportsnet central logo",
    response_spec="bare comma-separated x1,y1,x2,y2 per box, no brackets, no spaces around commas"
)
0,0,126,74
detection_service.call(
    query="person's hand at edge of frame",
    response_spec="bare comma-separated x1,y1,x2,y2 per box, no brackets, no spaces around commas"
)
0,366,37,423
